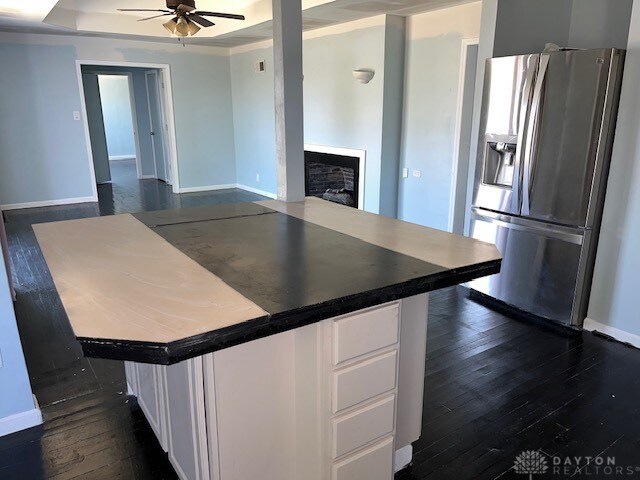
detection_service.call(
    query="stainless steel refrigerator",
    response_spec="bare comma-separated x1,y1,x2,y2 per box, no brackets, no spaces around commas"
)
469,48,625,328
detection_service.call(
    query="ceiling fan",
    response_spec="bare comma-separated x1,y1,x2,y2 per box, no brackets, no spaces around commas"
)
118,0,245,37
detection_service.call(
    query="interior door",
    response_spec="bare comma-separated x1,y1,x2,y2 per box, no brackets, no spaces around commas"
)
523,49,613,227
82,73,111,184
145,71,169,183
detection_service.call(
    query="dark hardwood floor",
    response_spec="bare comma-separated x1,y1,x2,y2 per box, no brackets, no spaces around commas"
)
1,168,639,479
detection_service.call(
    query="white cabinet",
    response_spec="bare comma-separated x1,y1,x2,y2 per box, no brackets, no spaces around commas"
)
164,358,209,480
135,362,168,452
126,359,209,480
125,295,429,480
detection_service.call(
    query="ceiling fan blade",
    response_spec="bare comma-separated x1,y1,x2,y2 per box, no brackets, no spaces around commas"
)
188,14,215,27
193,11,246,20
138,13,173,21
118,9,171,12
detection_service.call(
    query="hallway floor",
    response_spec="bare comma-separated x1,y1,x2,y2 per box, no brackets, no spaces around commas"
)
1,181,639,479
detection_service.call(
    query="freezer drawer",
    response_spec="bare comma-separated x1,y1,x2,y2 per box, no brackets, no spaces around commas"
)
469,209,590,326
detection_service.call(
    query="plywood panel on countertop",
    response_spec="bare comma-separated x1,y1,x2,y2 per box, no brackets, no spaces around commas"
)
33,214,267,344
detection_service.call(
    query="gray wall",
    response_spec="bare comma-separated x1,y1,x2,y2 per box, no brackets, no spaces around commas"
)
0,241,36,420
568,0,633,49
493,0,632,56
0,33,236,207
588,0,640,338
230,18,390,213
493,0,573,56
82,72,111,184
398,2,482,231
379,15,406,218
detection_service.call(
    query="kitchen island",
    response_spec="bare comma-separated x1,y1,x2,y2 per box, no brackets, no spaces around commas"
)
34,197,500,480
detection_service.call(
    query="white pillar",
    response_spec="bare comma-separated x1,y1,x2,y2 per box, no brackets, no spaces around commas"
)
273,0,305,202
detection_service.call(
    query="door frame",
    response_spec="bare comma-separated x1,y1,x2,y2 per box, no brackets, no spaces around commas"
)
145,70,171,183
75,60,181,193
448,38,479,234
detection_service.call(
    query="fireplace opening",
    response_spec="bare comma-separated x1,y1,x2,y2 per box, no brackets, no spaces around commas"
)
304,150,360,208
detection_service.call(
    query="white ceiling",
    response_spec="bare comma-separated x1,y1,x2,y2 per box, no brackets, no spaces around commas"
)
0,0,476,47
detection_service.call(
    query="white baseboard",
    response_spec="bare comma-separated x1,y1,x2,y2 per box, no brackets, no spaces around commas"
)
178,184,237,194
109,155,136,161
394,445,412,473
1,195,98,211
584,318,640,349
0,403,43,437
235,184,277,199
139,174,156,179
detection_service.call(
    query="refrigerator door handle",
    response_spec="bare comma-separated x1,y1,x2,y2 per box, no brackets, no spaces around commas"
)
471,207,585,245
512,57,537,213
522,54,550,216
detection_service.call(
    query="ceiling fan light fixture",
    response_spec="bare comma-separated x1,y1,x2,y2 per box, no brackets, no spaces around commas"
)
163,18,178,34
187,21,201,36
175,16,190,36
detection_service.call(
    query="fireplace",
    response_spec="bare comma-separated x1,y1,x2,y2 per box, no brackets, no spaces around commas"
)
304,150,361,208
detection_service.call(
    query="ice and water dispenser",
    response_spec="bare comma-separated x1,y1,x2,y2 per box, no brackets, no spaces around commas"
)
482,134,517,187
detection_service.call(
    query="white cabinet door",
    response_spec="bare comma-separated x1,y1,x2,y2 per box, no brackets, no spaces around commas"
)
124,361,138,396
164,357,209,480
136,362,168,451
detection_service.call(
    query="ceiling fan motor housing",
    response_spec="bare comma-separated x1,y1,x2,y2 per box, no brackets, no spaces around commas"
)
166,0,196,9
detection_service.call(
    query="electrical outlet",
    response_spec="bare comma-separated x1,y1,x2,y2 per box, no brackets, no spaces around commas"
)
412,170,422,178
73,111,81,121
402,168,409,178
256,173,260,182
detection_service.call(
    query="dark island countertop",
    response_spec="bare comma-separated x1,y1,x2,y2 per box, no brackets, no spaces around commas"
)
33,197,501,364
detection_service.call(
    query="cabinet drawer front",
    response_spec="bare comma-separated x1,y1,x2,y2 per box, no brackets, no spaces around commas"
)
332,395,395,459
333,303,399,365
332,436,394,480
333,350,397,413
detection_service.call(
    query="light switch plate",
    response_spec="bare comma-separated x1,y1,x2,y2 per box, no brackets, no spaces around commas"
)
402,168,408,178
73,111,81,121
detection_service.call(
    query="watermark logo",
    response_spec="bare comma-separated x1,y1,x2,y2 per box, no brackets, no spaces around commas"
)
513,451,640,477
514,450,549,479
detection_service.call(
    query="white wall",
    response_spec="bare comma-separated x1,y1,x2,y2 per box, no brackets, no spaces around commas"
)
0,33,236,208
588,0,640,341
98,75,136,159
398,2,482,230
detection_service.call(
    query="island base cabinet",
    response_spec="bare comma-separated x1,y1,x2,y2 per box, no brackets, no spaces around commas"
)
125,294,429,480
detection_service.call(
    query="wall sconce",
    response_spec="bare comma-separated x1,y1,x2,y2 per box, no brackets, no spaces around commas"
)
352,68,375,84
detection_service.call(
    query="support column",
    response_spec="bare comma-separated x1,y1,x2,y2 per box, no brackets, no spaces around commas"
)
273,0,305,202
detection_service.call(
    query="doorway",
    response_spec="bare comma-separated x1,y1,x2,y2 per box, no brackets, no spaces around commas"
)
78,62,178,205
